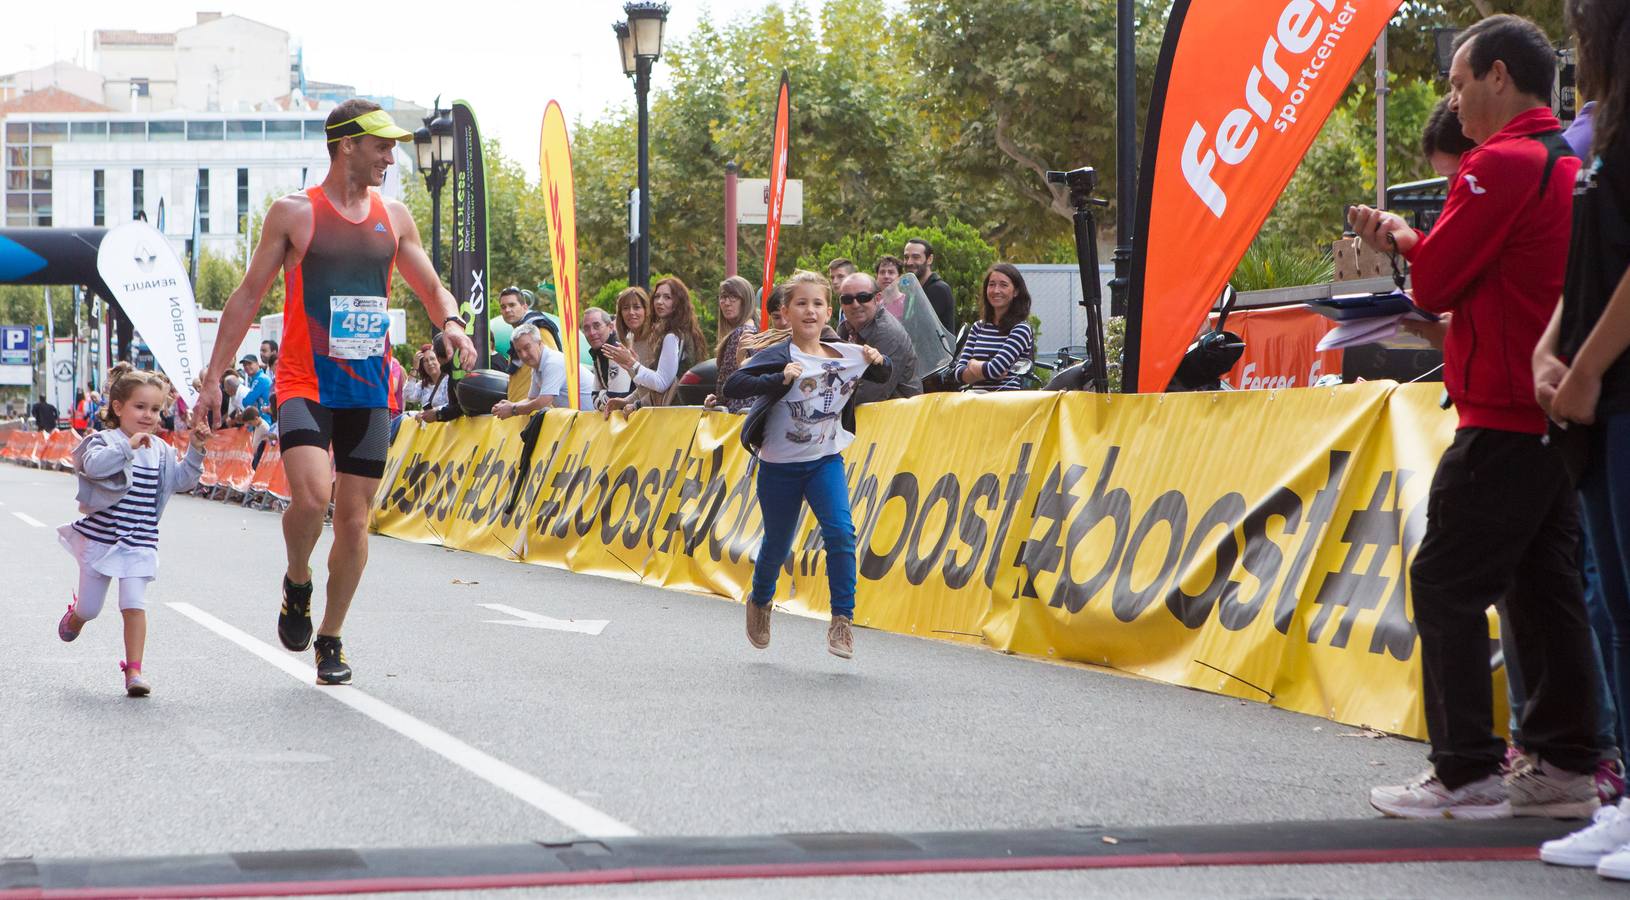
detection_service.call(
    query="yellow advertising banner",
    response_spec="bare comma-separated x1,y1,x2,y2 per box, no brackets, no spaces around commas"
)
539,101,581,407
373,384,1489,740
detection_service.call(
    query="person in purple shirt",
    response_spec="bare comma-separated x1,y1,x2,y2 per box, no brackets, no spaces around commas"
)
1566,100,1597,159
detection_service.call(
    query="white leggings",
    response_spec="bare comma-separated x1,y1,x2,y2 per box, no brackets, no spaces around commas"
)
75,565,152,620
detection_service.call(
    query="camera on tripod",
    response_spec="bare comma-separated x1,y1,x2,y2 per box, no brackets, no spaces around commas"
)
1046,167,1102,209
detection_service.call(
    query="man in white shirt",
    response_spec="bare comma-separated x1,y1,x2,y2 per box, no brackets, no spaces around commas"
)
492,324,596,417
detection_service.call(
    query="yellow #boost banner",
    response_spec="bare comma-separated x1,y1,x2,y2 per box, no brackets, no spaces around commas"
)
376,383,1489,740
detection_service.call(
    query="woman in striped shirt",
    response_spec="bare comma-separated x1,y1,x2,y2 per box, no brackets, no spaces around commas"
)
952,263,1036,391
56,362,209,697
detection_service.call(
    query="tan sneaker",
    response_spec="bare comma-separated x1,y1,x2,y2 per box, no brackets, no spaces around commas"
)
746,601,771,649
827,615,854,659
1509,755,1600,819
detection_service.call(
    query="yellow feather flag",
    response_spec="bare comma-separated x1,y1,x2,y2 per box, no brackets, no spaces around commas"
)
539,102,580,408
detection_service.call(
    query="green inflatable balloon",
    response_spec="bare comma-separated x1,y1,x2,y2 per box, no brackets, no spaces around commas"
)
489,317,514,357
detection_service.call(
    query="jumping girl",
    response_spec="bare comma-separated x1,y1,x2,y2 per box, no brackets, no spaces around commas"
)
723,270,891,659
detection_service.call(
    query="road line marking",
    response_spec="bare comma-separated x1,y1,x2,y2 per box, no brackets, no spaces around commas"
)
479,603,610,636
167,601,637,837
12,511,45,527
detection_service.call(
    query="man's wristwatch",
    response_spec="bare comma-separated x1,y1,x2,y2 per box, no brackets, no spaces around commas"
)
443,315,468,331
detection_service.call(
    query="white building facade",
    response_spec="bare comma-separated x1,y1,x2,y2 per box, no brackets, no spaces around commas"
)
4,111,330,260
94,13,292,114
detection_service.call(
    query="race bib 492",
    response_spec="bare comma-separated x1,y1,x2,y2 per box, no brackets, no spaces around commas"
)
328,296,389,360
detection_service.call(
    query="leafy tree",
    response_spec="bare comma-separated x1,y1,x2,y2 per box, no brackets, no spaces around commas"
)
795,217,997,324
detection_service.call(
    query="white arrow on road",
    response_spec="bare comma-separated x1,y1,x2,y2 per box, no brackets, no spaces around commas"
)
478,603,609,636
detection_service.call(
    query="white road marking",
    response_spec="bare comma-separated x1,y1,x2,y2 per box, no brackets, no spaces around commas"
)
479,603,610,636
12,511,46,527
167,601,637,837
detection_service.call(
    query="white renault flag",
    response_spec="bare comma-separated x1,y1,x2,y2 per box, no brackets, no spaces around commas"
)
96,220,204,407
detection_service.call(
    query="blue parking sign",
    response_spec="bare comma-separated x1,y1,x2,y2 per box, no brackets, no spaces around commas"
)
0,325,30,365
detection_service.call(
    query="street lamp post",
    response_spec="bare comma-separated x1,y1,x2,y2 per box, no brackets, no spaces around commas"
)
615,2,669,291
412,100,456,279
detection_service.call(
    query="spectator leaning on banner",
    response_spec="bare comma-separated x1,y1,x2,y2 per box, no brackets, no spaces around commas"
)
953,264,1035,392
1352,14,1600,821
493,324,569,419
711,275,760,414
903,238,955,332
581,307,633,410
837,272,920,405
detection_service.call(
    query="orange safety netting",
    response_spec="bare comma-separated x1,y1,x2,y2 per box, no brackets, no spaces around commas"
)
248,441,290,501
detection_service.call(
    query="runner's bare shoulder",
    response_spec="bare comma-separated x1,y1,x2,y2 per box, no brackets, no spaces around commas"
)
382,196,417,238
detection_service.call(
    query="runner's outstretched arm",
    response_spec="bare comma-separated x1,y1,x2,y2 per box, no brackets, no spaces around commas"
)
193,196,300,427
387,200,476,371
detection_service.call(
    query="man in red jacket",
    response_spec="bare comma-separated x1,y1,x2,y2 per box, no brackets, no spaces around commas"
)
1351,14,1600,820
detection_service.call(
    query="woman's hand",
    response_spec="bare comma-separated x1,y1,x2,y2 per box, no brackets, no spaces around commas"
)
860,345,883,366
1552,368,1602,426
604,343,638,371
1534,349,1568,418
703,394,719,410
961,360,986,384
782,362,804,385
602,396,633,419
418,407,438,423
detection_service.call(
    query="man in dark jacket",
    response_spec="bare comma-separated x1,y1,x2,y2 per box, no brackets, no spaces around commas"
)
903,238,955,332
837,272,920,405
31,395,58,431
1352,14,1599,821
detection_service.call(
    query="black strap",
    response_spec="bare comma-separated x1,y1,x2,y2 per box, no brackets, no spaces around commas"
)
1530,129,1578,200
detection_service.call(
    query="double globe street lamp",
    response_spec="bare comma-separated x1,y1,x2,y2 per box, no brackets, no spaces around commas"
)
412,100,455,278
614,2,669,291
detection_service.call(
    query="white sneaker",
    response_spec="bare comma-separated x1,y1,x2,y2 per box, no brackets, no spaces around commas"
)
1598,841,1630,880
1541,800,1630,867
1370,770,1511,819
1510,755,1601,819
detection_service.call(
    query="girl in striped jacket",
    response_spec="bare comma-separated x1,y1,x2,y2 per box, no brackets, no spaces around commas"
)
57,362,208,697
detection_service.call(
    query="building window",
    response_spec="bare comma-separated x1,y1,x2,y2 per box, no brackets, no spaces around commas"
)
186,121,224,141
93,169,105,226
196,168,210,233
265,120,302,140
132,169,145,220
226,120,262,140
110,121,145,141
131,78,150,97
237,168,249,234
149,121,183,141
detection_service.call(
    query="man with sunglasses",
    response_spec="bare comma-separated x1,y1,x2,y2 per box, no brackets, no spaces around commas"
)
837,272,920,405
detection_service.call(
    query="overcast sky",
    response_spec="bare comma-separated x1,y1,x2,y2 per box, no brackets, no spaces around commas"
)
2,1,781,180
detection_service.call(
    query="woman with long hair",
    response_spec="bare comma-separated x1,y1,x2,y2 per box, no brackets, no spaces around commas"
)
613,286,650,347
711,275,760,413
605,276,706,410
1537,0,1630,876
722,270,891,659
951,263,1035,391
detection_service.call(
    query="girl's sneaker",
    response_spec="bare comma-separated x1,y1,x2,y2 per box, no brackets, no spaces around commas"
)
1542,799,1630,867
58,598,82,642
120,661,150,698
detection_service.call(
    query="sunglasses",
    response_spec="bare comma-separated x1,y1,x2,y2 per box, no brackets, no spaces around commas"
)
839,291,877,305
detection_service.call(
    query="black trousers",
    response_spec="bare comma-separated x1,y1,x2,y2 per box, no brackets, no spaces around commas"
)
1411,427,1600,788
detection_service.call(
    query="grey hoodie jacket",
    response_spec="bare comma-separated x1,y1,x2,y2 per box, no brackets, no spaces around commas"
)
72,429,205,518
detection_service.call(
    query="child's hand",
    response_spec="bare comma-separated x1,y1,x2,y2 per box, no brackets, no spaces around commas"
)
782,362,804,385
190,420,212,442
130,433,155,450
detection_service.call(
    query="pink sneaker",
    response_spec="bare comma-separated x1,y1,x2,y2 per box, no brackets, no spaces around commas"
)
121,661,150,698
57,598,82,642
1597,759,1626,805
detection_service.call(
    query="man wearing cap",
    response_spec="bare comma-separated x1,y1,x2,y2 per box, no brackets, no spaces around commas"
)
239,354,273,424
194,98,477,686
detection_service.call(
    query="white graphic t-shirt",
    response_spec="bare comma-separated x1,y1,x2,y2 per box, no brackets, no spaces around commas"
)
759,343,870,464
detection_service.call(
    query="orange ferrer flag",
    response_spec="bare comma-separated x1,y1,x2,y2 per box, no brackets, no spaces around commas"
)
761,72,790,321
1125,0,1402,393
539,102,581,408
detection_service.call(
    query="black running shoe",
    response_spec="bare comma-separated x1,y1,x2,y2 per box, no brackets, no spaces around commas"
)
314,635,352,686
278,576,314,652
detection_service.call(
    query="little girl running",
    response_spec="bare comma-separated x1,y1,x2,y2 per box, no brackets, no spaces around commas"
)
57,362,209,696
723,270,891,659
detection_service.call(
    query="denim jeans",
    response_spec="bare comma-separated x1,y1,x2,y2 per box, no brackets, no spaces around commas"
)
1579,411,1630,761
750,453,856,619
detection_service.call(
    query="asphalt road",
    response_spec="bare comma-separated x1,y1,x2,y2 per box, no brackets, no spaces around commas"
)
0,462,1615,897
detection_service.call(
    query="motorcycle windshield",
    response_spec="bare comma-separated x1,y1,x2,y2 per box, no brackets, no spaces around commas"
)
894,273,953,373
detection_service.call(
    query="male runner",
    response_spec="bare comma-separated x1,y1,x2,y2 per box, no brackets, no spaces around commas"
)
194,99,476,684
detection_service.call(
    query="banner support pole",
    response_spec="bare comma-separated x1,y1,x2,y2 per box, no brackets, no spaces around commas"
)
1109,0,1137,321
